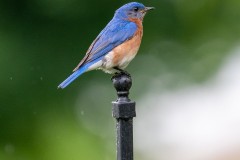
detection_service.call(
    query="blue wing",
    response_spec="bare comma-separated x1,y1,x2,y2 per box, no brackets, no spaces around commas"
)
73,19,137,71
58,19,137,89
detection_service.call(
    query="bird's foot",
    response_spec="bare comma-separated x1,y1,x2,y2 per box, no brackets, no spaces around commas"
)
119,70,131,77
113,67,131,77
111,70,131,81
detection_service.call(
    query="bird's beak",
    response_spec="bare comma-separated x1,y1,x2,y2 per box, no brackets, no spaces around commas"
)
144,7,155,12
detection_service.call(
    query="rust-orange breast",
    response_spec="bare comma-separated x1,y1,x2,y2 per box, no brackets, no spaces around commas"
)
112,18,143,68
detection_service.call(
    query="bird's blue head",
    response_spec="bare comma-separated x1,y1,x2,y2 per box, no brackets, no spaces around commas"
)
114,2,154,20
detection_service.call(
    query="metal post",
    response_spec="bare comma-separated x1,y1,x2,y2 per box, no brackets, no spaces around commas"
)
112,73,136,160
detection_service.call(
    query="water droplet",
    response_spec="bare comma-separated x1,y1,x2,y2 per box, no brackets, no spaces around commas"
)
40,77,43,80
9,77,13,80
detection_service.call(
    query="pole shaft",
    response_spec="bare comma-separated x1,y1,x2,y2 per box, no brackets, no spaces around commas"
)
116,118,134,160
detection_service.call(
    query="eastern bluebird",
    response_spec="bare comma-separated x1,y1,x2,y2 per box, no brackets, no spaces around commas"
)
58,2,154,89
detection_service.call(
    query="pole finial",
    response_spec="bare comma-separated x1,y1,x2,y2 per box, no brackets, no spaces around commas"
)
111,73,132,102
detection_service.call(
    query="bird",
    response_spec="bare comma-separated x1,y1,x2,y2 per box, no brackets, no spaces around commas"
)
58,2,154,89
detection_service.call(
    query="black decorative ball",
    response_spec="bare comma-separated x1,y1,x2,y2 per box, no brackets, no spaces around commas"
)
111,73,132,92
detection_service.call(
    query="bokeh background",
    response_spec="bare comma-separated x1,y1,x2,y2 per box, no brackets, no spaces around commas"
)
1,0,240,160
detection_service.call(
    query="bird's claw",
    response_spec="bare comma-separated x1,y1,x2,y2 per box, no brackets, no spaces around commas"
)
120,71,131,77
111,71,131,81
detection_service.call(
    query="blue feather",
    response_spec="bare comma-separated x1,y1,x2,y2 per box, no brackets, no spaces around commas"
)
86,20,137,64
58,57,103,89
58,66,88,89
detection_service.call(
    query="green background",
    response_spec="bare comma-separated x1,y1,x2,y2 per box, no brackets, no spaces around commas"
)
0,0,239,159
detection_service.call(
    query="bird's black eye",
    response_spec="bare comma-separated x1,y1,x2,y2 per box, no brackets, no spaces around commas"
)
133,7,139,12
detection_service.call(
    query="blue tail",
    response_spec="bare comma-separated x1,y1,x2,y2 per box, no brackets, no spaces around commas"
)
58,65,88,89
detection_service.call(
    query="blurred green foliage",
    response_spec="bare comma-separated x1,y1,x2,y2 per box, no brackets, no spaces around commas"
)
0,0,239,159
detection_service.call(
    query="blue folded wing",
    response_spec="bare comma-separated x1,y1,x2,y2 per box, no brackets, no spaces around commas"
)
75,20,137,69
58,20,137,89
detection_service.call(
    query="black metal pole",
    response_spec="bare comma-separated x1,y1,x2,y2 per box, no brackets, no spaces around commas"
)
112,73,136,160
